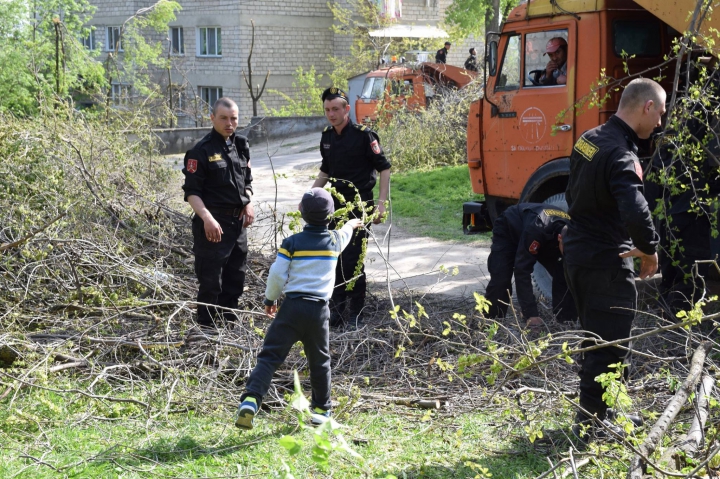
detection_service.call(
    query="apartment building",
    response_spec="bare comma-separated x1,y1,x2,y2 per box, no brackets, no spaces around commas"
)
85,0,472,126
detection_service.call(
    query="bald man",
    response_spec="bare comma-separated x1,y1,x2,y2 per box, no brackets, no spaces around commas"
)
564,78,664,441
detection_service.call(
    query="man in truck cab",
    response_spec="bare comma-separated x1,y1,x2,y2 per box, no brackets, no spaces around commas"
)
484,203,577,329
540,37,567,86
564,78,663,442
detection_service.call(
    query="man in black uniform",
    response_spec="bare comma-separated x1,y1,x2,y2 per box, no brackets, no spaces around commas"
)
435,42,451,64
648,107,720,316
312,87,391,327
564,78,663,440
485,203,576,327
464,48,478,72
182,97,254,328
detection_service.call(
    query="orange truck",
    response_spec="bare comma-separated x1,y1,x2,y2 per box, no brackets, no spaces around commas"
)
356,61,479,125
462,0,719,233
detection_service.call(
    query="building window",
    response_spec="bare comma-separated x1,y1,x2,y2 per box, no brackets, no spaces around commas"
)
199,86,222,112
106,26,123,52
111,83,132,105
197,27,221,57
81,29,95,50
170,27,184,55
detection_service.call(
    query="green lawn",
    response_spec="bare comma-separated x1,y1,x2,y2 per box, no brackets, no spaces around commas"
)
0,402,575,478
380,165,491,244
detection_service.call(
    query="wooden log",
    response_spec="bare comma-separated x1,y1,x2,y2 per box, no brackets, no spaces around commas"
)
682,373,715,454
627,341,712,479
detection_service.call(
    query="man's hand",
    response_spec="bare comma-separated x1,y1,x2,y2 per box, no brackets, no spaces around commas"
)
203,216,223,243
346,218,363,229
619,248,658,279
373,202,387,225
546,60,558,77
264,304,276,318
242,203,255,227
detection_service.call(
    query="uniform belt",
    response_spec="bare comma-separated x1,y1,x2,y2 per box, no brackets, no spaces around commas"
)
209,207,244,217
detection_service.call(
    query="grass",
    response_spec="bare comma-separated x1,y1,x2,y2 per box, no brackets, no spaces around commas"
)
379,164,492,244
0,398,577,478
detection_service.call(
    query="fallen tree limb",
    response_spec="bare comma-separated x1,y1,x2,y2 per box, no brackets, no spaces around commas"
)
627,341,712,479
682,373,715,454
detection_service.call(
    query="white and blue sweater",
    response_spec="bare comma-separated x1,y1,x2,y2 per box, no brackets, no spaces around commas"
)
264,223,356,304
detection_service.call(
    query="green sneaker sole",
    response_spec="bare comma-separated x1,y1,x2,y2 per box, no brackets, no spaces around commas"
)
235,410,255,430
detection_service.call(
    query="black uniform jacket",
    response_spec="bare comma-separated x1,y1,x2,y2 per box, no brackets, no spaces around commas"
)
564,115,658,270
435,48,448,64
319,121,391,205
182,129,253,210
649,114,720,216
502,203,570,318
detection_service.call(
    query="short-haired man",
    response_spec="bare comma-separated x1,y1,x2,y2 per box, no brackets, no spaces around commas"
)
485,203,577,328
464,47,478,72
564,78,664,440
541,37,568,85
312,87,391,327
435,42,451,64
182,98,255,329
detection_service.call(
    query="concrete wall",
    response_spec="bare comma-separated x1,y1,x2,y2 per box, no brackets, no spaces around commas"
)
155,116,327,154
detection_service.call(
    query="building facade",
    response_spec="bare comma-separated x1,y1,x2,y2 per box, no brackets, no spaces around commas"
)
86,0,476,126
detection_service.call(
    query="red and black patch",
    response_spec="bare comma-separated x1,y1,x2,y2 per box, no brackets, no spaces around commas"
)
529,240,540,255
187,159,198,173
370,139,381,155
634,160,643,180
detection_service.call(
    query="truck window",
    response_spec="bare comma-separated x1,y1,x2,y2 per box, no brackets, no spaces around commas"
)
360,77,387,99
614,20,661,57
524,30,568,87
496,34,521,91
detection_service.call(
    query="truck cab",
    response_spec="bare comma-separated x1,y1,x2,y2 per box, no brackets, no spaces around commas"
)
464,0,684,231
357,59,479,126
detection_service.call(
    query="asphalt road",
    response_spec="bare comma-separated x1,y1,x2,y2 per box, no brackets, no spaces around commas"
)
245,132,491,300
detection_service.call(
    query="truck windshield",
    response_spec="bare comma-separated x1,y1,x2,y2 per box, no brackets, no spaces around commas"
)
360,77,387,99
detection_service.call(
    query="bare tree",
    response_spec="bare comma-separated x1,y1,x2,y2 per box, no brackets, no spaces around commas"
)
241,19,270,117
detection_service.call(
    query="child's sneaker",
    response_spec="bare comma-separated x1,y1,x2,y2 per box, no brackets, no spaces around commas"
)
311,407,332,426
234,397,258,430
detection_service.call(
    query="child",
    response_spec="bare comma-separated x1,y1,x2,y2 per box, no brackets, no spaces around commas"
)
235,187,363,429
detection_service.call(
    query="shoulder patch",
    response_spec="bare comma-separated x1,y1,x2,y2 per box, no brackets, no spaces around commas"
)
574,136,599,162
543,209,570,220
323,126,332,133
529,240,540,255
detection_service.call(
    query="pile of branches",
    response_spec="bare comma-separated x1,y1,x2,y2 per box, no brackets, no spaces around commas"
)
2,105,720,478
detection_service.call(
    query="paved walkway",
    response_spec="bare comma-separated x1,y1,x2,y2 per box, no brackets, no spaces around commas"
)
246,133,491,300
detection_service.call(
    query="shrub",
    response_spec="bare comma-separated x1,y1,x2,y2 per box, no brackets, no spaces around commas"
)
375,81,483,172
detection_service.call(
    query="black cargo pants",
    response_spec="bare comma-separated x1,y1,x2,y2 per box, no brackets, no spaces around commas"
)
659,211,711,315
564,264,636,418
329,202,371,316
192,213,248,326
485,213,515,318
241,297,332,411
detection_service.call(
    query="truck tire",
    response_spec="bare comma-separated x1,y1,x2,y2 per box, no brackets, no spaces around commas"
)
532,192,567,304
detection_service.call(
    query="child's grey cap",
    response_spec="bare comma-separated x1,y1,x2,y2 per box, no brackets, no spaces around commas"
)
300,188,334,225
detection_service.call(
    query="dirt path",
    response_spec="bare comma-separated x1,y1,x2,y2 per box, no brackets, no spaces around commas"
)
246,133,491,300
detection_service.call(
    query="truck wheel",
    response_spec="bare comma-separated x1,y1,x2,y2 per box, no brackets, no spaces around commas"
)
532,193,567,306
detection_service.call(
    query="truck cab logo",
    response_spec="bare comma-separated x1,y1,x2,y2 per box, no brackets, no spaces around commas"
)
520,107,546,144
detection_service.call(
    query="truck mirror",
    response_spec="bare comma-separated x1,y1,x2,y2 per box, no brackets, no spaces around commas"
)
487,41,498,76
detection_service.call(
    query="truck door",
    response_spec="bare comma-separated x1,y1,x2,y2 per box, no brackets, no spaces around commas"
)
482,24,577,201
